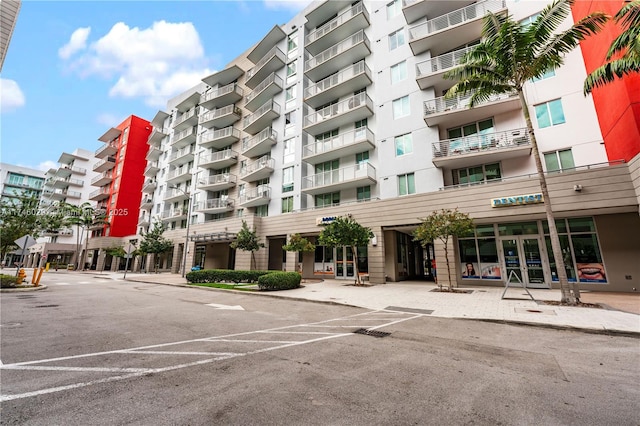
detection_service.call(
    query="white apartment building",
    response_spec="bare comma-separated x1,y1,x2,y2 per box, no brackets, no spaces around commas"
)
141,0,640,291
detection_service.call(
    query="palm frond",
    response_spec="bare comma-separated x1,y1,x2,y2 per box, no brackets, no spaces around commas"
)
584,56,640,93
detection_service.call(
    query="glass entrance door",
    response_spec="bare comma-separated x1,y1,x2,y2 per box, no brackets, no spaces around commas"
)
335,247,355,279
501,237,548,288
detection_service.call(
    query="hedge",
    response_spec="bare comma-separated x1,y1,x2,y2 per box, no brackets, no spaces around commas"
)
257,272,301,291
1,274,19,288
186,269,270,284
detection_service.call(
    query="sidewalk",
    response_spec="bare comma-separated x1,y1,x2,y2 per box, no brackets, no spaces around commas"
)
83,270,640,336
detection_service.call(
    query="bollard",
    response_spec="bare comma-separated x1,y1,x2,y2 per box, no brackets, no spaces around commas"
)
34,267,44,286
31,269,38,284
45,262,50,272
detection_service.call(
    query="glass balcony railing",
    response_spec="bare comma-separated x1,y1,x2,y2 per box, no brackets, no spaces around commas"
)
432,128,530,158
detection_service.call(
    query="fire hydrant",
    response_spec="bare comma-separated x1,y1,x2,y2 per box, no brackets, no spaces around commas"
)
16,268,27,284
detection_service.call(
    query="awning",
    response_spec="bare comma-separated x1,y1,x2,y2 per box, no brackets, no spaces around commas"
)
190,232,237,243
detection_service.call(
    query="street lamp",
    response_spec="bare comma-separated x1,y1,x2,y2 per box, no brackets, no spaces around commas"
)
169,185,194,278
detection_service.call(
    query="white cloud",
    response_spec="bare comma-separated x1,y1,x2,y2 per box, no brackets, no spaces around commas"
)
58,27,91,59
96,112,125,127
61,21,211,107
263,0,313,12
0,78,26,113
17,161,58,172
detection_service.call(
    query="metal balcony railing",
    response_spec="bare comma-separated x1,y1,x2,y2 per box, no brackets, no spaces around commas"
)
195,198,234,211
303,127,374,157
432,128,531,158
305,2,367,45
199,149,238,165
246,73,283,105
169,146,195,162
242,100,280,130
199,174,237,187
241,127,278,152
173,107,198,128
201,83,243,103
200,126,240,145
199,105,241,124
302,163,376,189
416,45,474,79
305,30,368,70
305,60,370,99
239,186,271,204
246,46,286,81
303,93,372,128
239,156,275,177
423,91,517,115
172,127,196,144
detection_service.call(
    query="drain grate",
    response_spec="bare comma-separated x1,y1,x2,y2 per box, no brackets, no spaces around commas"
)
353,328,391,338
33,304,59,308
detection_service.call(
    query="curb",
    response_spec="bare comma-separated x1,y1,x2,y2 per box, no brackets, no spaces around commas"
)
1,285,48,293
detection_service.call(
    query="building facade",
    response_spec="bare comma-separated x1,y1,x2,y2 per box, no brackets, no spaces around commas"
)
139,0,639,291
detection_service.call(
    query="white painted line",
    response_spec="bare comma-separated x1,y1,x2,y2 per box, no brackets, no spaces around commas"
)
204,339,297,344
206,303,244,310
300,325,389,328
119,351,240,356
256,331,339,335
2,365,152,373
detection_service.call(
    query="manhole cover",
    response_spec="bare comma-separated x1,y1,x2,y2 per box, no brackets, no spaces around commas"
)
353,328,391,338
34,304,59,308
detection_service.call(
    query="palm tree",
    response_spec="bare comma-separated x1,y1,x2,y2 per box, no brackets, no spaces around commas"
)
66,203,110,270
584,0,640,93
443,0,608,304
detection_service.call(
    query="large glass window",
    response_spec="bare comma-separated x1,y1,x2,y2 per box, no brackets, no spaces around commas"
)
255,205,268,217
389,29,405,51
357,185,371,201
283,138,295,163
355,151,369,166
390,61,407,84
394,133,413,156
282,166,294,192
282,196,294,213
392,95,410,119
453,163,501,186
535,99,565,128
285,85,297,110
544,149,575,172
386,0,401,19
398,173,415,196
459,227,501,280
315,192,340,208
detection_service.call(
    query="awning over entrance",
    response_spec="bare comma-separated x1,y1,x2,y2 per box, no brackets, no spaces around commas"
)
190,232,237,243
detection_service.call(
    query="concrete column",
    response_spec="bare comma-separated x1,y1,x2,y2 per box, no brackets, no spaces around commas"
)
368,226,386,284
171,244,183,274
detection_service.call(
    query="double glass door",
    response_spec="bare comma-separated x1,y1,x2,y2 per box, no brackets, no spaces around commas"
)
335,247,355,279
500,237,548,288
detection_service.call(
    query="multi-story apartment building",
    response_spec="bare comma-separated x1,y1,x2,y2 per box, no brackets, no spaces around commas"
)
140,0,639,291
0,0,21,71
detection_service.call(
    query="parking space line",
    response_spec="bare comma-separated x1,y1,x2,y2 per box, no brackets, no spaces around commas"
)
119,351,241,356
2,365,152,373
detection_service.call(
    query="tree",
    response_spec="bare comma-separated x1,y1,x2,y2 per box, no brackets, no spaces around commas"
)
584,1,640,94
230,220,264,270
282,233,316,277
443,0,607,304
413,209,474,292
65,202,110,270
317,216,373,286
0,194,42,263
139,221,174,273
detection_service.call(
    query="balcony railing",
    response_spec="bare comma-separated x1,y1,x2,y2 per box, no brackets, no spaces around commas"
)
246,46,286,81
305,60,370,99
200,83,243,104
95,142,118,157
168,145,195,162
161,208,188,220
167,167,193,180
164,188,190,201
199,126,241,148
305,2,367,45
242,100,280,133
199,105,241,124
306,30,368,71
303,93,372,128
303,127,374,158
89,187,110,199
91,172,113,185
240,156,275,178
239,186,271,206
416,45,474,79
246,73,283,105
199,174,237,187
59,165,86,175
199,149,238,165
409,0,506,41
433,128,531,158
302,163,376,191
241,127,277,154
172,126,196,145
424,91,517,115
173,107,198,128
195,198,234,211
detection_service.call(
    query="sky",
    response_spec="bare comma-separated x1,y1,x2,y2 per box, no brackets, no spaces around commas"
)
0,0,313,172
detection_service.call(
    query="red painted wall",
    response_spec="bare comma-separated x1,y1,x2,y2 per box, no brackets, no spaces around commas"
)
572,1,640,162
105,115,151,237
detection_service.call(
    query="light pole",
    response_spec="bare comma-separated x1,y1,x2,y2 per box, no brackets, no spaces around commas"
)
169,185,194,278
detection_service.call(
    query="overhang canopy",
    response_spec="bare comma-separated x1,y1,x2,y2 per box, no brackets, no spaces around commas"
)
247,25,287,64
202,65,244,87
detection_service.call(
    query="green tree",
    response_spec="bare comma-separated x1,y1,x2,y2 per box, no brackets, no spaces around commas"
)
139,221,174,273
317,216,373,286
584,1,640,93
282,233,316,277
0,194,45,264
104,246,126,258
65,202,110,270
443,0,607,304
230,220,264,270
413,209,474,291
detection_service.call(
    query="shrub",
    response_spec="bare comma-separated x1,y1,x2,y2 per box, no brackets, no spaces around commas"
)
186,269,270,284
1,274,19,288
257,272,301,291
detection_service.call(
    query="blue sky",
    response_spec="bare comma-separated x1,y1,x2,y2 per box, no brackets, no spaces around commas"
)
1,0,311,171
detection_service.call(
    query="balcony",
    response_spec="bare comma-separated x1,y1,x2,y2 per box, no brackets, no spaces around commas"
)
194,198,235,214
138,215,150,227
239,186,271,208
304,60,372,109
42,228,74,237
243,100,280,135
95,142,118,159
166,167,193,185
164,188,190,203
302,163,377,196
142,180,157,193
245,73,283,112
240,156,275,182
305,30,371,82
56,165,86,178
241,127,277,158
173,107,199,132
198,149,238,170
408,0,507,57
93,157,116,173
303,93,374,135
140,197,154,209
146,146,162,161
303,127,375,165
51,177,83,188
144,161,160,177
423,91,520,128
432,128,532,168
199,105,242,129
245,46,286,89
415,45,475,92
171,126,197,148
198,174,237,191
402,0,475,25
168,145,196,166
199,83,244,110
89,187,111,201
148,127,169,146
91,172,113,187
199,126,241,150
305,2,370,56
161,207,188,221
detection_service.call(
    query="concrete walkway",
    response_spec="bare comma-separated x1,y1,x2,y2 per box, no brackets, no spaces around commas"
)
74,270,640,336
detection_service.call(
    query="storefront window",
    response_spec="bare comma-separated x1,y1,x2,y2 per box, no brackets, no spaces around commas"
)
459,226,500,280
545,235,577,282
498,222,538,236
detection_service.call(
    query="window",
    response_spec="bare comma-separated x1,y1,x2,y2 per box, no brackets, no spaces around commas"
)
282,166,294,192
521,13,541,29
447,119,495,151
357,186,371,201
392,95,410,119
7,173,23,185
355,118,367,139
287,30,298,58
388,29,405,50
390,61,407,84
453,163,502,185
315,192,340,208
535,99,565,128
283,138,295,163
285,85,297,109
398,173,415,195
286,60,298,84
356,151,369,166
544,149,575,172
394,133,413,156
458,226,500,280
284,113,296,137
532,69,556,82
282,196,294,213
255,205,269,217
386,0,401,19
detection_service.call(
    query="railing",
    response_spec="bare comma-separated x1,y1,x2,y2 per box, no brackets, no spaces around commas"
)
246,46,286,80
200,126,240,145
432,128,530,158
93,157,116,170
303,93,372,128
199,105,241,124
63,190,82,198
302,163,376,189
141,197,154,205
416,45,474,79
169,146,195,162
305,2,367,45
161,208,188,219
91,172,112,185
239,186,271,204
201,83,243,103
199,174,237,187
409,0,506,41
240,156,275,177
423,91,517,115
164,188,189,200
145,161,159,171
199,149,238,165
243,100,280,129
167,167,193,180
173,107,198,128
241,127,277,152
402,0,421,7
89,188,110,198
305,60,370,99
195,198,234,211
306,30,369,70
303,127,374,157
172,127,196,144
61,165,87,174
246,73,283,104
95,142,117,156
